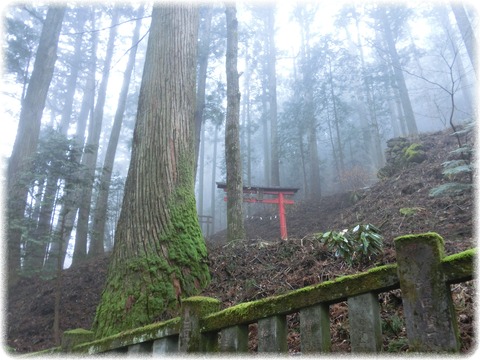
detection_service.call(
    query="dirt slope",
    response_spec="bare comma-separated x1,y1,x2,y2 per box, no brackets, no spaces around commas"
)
5,129,475,354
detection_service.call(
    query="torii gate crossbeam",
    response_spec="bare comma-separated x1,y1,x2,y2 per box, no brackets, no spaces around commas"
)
217,182,299,240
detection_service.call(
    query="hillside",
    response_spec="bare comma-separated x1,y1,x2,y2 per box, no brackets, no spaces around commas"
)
5,129,475,354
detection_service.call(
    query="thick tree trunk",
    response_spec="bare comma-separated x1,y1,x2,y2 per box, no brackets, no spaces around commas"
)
93,4,209,338
73,9,119,265
90,7,144,258
379,7,418,136
7,6,65,285
225,4,246,243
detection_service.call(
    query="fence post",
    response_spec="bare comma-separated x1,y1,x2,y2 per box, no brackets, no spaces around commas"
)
153,336,178,354
300,303,331,352
220,325,249,352
395,232,460,352
348,292,382,352
257,315,288,352
178,296,221,352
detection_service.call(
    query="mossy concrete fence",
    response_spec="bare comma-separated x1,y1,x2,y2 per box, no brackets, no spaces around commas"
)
53,233,474,354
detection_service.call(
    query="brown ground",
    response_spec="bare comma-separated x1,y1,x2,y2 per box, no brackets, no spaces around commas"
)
5,129,475,354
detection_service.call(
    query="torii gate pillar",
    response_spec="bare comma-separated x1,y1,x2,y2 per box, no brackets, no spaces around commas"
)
217,182,299,240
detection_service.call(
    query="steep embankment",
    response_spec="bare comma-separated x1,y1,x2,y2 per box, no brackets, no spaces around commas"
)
6,129,474,353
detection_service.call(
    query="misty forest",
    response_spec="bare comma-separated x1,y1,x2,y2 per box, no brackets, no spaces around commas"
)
3,0,476,355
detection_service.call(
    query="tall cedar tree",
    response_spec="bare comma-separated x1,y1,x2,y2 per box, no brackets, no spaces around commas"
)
7,6,65,285
92,4,209,338
378,6,418,136
225,4,246,242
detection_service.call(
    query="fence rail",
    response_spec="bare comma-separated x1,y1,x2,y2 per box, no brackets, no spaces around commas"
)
51,232,474,355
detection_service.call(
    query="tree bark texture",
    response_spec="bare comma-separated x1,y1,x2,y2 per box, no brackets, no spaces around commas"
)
225,4,246,243
92,4,209,338
7,6,65,285
90,7,144,258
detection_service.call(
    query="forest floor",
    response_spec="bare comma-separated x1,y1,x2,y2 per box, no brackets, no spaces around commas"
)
5,128,476,354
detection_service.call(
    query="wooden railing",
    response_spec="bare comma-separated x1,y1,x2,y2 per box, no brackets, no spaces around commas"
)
53,232,474,354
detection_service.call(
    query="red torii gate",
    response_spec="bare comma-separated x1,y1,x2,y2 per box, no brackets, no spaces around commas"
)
217,182,299,240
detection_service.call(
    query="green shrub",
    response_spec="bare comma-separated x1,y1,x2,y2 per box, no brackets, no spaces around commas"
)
316,223,383,265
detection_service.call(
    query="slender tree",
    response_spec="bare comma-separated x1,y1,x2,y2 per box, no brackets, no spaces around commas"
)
44,9,99,271
73,8,120,265
90,6,145,257
225,3,246,242
265,5,280,186
295,4,322,198
451,3,477,77
92,4,209,338
377,6,418,136
194,6,214,176
7,6,65,284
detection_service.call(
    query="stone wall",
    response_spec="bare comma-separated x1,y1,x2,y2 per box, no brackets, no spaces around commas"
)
378,137,427,178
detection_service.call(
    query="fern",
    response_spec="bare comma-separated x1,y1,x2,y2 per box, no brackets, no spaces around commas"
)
429,183,472,197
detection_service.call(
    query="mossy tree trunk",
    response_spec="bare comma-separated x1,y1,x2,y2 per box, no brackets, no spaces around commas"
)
225,4,246,243
92,4,210,338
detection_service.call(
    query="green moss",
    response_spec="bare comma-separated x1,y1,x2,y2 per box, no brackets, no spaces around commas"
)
403,143,426,163
399,207,423,216
74,317,181,353
92,148,210,339
394,232,445,258
61,328,94,351
442,248,476,283
201,263,399,332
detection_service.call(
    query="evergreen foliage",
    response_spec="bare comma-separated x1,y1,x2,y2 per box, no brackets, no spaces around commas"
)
316,223,383,265
429,121,474,198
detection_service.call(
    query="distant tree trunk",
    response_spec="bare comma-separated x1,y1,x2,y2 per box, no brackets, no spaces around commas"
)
210,124,219,234
197,123,206,219
7,6,65,285
351,9,377,168
261,71,271,185
242,39,253,186
33,8,88,274
438,6,475,115
378,7,418,136
225,4,246,242
194,6,213,179
90,7,144,258
58,7,87,134
266,6,280,186
92,4,209,338
44,12,98,272
328,58,345,175
73,9,119,266
298,11,321,198
451,3,477,77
